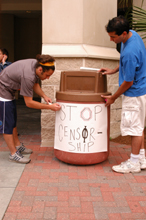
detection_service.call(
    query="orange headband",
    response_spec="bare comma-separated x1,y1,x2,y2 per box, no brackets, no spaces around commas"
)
39,62,55,66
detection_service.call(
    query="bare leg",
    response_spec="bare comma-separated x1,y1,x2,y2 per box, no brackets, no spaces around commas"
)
13,127,32,154
139,131,146,161
140,131,145,149
13,127,21,147
3,134,16,155
3,127,21,155
131,136,142,155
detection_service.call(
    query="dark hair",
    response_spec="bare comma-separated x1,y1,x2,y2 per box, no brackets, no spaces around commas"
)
35,54,55,72
0,48,9,61
106,16,129,36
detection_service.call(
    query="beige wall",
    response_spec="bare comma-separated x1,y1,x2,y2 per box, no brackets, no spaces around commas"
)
43,0,83,44
42,0,119,60
43,0,117,48
41,0,120,147
133,0,146,8
83,0,117,47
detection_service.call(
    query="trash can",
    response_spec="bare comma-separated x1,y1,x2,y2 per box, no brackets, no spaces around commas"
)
54,70,111,165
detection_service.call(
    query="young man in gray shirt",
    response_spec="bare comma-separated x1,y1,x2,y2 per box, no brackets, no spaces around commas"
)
0,54,61,164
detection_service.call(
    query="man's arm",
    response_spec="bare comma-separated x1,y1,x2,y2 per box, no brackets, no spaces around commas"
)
101,80,133,107
24,96,61,111
33,83,51,103
25,83,61,111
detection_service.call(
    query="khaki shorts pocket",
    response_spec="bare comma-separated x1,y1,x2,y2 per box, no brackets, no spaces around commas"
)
121,107,140,128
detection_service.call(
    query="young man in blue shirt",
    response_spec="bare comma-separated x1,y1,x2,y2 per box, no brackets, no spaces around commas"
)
100,16,146,173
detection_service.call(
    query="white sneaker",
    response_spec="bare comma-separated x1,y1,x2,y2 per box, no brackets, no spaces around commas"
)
9,151,31,164
112,159,141,173
139,157,146,169
16,143,33,154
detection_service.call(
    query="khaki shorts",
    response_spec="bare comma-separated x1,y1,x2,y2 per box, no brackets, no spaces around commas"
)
120,95,146,136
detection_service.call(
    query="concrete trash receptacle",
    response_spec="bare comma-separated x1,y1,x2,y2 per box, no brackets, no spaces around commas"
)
54,70,111,165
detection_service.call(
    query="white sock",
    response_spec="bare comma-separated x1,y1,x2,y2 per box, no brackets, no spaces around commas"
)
16,145,20,148
16,144,21,148
130,153,140,163
139,149,145,159
11,152,16,156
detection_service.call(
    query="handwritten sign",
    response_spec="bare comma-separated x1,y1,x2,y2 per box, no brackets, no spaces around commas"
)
54,102,107,153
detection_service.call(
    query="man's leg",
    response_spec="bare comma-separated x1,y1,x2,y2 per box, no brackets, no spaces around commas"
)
13,127,21,147
112,135,141,173
0,100,30,163
141,131,145,149
3,133,31,163
3,133,16,155
131,136,142,155
130,136,142,164
139,131,146,169
13,127,33,154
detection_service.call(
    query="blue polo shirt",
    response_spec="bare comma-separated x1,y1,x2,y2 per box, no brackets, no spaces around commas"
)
119,30,146,97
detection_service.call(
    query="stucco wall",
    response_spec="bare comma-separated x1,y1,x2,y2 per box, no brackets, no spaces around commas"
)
42,0,117,48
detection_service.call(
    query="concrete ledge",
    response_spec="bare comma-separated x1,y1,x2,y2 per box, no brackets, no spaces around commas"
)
42,44,120,60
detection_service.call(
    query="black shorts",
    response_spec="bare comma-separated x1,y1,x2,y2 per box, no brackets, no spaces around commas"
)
0,100,17,134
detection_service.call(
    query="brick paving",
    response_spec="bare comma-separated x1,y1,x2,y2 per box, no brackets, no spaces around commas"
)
1,134,146,220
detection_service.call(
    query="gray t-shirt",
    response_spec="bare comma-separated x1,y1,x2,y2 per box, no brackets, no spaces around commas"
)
0,59,39,99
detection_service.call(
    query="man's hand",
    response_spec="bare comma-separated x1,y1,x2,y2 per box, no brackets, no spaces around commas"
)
24,96,61,111
43,94,52,104
101,95,115,107
41,95,61,111
48,103,61,111
98,68,115,75
98,65,119,75
2,55,8,64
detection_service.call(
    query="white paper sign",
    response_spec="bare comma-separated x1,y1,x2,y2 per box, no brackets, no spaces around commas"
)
54,102,108,153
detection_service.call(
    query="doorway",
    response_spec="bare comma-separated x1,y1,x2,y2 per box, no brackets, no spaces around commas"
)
0,0,42,62
0,1,42,99
14,12,42,61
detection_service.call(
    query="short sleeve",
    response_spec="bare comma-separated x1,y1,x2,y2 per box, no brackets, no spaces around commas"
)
20,77,35,97
121,55,137,82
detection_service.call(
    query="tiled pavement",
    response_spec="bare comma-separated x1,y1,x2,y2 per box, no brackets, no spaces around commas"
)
1,134,146,220
1,99,146,220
